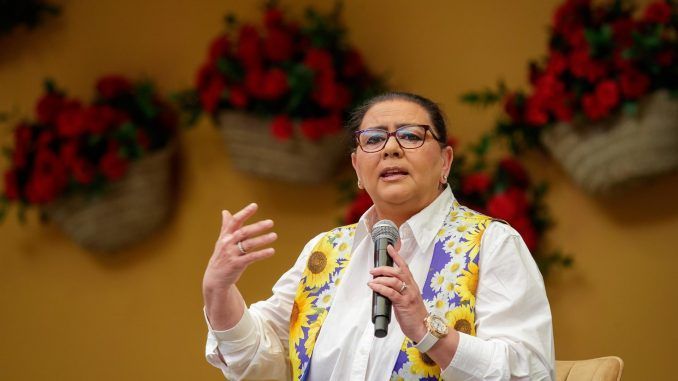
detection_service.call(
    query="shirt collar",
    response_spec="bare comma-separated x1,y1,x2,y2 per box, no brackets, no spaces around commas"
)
354,187,455,252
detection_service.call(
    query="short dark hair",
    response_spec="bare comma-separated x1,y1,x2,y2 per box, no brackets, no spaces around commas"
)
347,92,448,150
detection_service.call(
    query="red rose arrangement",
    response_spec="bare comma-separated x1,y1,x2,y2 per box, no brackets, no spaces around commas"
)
462,0,677,152
0,75,177,220
183,4,383,141
342,138,571,275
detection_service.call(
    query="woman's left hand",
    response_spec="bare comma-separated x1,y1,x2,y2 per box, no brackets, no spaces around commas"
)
368,245,429,342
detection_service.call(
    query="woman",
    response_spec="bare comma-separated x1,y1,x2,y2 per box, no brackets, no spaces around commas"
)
203,92,555,380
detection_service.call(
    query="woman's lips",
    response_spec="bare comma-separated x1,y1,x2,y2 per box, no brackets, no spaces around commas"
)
380,168,409,181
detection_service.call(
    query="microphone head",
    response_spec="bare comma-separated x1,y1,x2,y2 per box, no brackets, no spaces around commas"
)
371,220,399,245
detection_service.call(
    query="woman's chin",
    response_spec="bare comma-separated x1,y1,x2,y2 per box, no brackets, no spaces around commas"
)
374,186,413,206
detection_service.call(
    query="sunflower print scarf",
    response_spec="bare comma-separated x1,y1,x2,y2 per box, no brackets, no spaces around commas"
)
288,201,492,381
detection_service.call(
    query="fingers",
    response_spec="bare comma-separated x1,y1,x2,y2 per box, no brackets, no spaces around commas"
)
370,275,405,291
224,203,259,234
237,248,275,266
238,232,278,254
387,245,412,277
236,219,274,242
220,210,233,234
370,266,403,279
368,281,403,303
227,219,275,251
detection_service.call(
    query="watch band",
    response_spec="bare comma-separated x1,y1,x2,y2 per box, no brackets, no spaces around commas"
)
413,330,439,353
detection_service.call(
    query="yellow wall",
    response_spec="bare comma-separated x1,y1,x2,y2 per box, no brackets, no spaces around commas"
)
1,1,676,379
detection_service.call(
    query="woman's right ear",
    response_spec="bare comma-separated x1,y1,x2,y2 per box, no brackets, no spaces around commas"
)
351,152,363,189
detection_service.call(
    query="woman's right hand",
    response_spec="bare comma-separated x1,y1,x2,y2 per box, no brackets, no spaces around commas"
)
202,203,278,295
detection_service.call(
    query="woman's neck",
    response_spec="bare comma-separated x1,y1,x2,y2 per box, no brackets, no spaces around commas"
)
373,188,444,227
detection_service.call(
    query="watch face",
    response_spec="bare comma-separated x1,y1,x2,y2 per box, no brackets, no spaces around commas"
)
428,315,449,337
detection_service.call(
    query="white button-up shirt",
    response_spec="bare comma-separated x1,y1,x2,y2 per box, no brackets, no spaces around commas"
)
205,188,555,380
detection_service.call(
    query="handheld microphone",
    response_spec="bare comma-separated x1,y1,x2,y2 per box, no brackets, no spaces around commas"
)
371,219,400,338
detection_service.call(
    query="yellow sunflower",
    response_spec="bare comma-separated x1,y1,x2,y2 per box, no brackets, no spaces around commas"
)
305,239,339,288
460,219,489,260
304,310,328,357
406,347,440,378
445,304,476,336
289,343,302,380
455,262,479,304
289,289,316,346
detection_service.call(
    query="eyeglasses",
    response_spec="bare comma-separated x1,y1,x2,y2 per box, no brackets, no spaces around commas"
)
354,124,441,153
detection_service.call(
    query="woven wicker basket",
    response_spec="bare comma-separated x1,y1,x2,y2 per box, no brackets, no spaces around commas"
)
44,142,177,252
540,91,678,194
218,112,349,183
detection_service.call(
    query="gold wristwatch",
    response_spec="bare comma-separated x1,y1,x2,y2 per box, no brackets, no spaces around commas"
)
414,313,448,353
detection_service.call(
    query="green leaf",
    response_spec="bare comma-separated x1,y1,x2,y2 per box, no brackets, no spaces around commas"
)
134,82,157,119
43,78,57,93
622,101,638,116
118,145,131,159
534,182,549,198
87,134,103,147
471,134,492,156
224,12,237,26
621,47,635,59
115,122,137,140
459,87,503,107
172,90,202,127
217,58,245,82
286,64,314,113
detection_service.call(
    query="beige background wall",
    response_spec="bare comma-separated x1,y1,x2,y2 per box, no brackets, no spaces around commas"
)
1,1,676,380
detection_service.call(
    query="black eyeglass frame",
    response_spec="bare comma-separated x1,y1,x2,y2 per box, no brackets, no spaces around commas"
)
353,124,443,153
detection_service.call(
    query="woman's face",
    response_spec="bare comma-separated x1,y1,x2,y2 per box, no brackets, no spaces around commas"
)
351,99,453,215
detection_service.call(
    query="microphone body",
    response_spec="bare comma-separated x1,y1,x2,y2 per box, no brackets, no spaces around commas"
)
371,220,399,338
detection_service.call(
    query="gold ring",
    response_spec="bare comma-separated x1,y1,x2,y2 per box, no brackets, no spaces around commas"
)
237,241,247,254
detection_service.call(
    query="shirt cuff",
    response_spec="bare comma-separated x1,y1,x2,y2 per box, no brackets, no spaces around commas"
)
442,333,493,380
203,306,256,343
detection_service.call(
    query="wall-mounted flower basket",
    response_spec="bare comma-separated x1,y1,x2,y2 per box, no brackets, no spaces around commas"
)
219,112,347,183
45,142,176,252
541,91,678,194
461,0,678,195
1,75,181,252
178,4,385,183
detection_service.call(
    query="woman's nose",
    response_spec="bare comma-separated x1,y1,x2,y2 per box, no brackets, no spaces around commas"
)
382,134,402,158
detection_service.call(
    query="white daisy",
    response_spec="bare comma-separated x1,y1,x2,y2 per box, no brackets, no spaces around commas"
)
425,295,449,316
391,362,416,381
429,270,447,293
316,288,335,308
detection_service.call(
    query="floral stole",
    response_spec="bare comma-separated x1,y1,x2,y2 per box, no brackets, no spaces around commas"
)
288,201,492,381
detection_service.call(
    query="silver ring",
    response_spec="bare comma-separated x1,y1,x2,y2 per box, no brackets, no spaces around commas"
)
237,241,247,254
399,282,408,293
